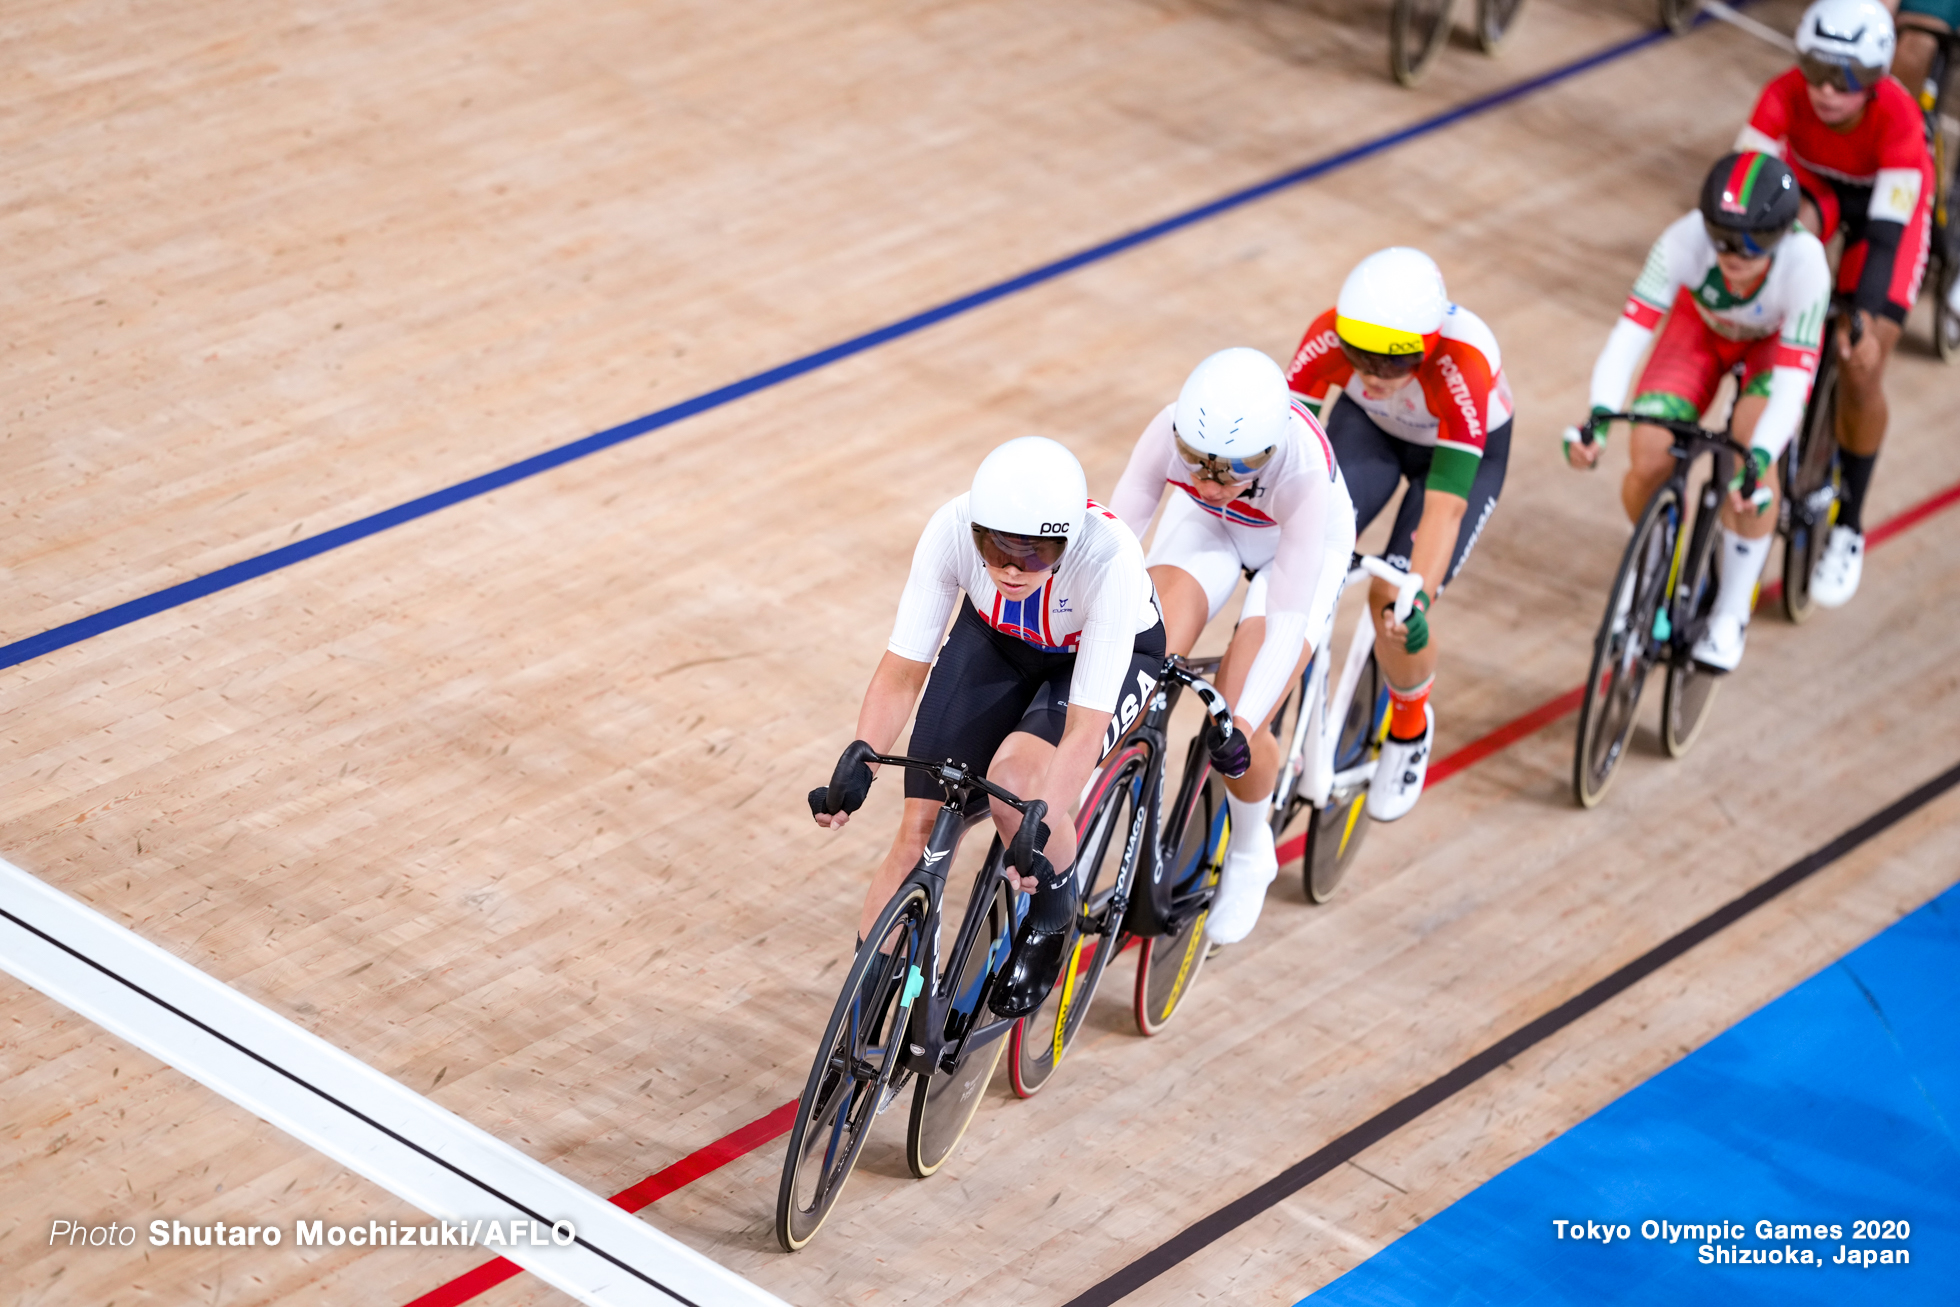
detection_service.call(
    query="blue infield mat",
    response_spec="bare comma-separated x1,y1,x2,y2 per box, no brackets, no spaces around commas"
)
1303,881,1960,1306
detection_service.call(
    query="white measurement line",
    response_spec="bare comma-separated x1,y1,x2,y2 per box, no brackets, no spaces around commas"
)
0,855,790,1307
1702,1,1798,52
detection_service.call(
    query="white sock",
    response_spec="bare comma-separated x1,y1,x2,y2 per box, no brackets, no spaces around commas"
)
1225,790,1272,843
1714,529,1772,626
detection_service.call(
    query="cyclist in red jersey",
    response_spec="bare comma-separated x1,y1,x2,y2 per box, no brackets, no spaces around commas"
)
1737,0,1933,607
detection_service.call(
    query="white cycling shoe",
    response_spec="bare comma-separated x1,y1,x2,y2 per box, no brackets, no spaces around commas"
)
1205,814,1276,946
1810,526,1864,609
1366,703,1433,823
1691,612,1748,673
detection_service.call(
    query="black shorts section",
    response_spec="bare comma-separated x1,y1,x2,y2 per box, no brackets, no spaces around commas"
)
903,601,1166,800
1326,398,1511,598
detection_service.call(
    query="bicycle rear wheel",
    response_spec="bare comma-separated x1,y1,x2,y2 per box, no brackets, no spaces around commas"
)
908,859,1013,1176
1573,484,1681,808
1300,651,1386,904
1390,0,1455,86
1781,347,1840,623
1937,245,1960,363
1658,0,1699,35
1134,764,1225,1036
1010,745,1145,1097
1475,0,1527,53
1662,491,1723,758
777,884,931,1251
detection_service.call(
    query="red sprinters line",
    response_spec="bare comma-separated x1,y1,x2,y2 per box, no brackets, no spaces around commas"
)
404,473,1960,1307
402,1101,797,1307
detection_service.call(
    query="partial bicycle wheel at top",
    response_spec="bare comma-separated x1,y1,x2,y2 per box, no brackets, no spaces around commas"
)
1475,0,1528,53
776,884,931,1251
1390,0,1456,86
1658,0,1700,35
1008,744,1147,1098
1573,484,1682,808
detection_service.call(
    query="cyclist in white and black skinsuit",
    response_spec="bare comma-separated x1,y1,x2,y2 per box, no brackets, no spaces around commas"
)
811,436,1164,1018
1108,348,1356,945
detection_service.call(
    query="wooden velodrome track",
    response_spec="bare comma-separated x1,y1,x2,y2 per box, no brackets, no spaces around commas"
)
5,1,1958,1303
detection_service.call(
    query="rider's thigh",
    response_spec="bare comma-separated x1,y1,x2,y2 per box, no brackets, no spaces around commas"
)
986,729,1057,838
1841,314,1903,391
1627,422,1677,493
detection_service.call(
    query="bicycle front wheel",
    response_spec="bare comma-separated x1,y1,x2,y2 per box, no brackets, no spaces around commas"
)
776,885,930,1252
1301,651,1386,904
1573,484,1681,807
1937,244,1960,363
908,865,1013,1176
1658,0,1699,35
1010,745,1146,1097
1390,0,1456,86
1662,493,1723,758
1475,0,1527,53
1781,347,1840,623
1135,764,1225,1035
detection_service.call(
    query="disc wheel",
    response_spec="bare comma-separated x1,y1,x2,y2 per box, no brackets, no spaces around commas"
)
1781,350,1840,623
1658,0,1699,35
1661,500,1723,759
1009,746,1144,1098
776,885,930,1251
1298,652,1385,904
1134,768,1225,1036
1573,485,1680,808
907,866,1012,1176
1475,0,1527,53
1390,0,1456,86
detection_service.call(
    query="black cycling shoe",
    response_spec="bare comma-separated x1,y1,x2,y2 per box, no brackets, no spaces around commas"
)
988,855,1079,1019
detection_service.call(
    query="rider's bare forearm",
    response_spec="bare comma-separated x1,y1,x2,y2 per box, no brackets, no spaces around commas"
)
1409,489,1468,599
853,651,932,758
1042,709,1113,840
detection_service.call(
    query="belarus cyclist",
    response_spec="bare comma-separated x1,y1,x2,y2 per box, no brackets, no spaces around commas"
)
1566,152,1831,671
1284,248,1513,823
1736,0,1933,606
809,437,1165,1019
1107,347,1355,944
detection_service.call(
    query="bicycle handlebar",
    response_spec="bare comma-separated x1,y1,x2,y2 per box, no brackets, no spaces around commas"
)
1577,411,1760,502
830,740,1049,870
1360,555,1425,622
1164,661,1235,739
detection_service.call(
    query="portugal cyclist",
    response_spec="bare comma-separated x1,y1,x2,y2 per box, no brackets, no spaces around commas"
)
1737,0,1933,606
809,437,1165,1018
1284,248,1514,823
1567,152,1831,672
1107,347,1355,944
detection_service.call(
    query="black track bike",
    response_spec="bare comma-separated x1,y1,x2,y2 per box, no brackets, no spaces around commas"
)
1571,406,1765,808
1007,656,1236,1095
776,746,1044,1251
1912,28,1960,360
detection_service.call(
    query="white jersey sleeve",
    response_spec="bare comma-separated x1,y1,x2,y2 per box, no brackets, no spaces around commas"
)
887,498,968,663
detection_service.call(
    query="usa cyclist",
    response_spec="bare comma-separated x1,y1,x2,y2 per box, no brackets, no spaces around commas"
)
1284,248,1513,823
1737,0,1934,606
1567,152,1831,671
1107,347,1355,944
809,437,1165,1018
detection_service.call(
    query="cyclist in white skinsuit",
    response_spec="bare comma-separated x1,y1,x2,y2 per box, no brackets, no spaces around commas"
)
1108,347,1356,945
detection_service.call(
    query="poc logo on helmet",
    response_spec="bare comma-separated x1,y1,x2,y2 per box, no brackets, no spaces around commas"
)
1040,522,1071,535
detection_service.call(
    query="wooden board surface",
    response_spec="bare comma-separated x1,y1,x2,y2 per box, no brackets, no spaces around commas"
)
5,1,1957,1303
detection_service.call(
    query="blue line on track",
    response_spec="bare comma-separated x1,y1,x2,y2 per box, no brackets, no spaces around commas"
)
0,23,1677,674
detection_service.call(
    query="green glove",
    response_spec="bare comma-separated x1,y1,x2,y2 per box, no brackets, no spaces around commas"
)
1392,589,1433,654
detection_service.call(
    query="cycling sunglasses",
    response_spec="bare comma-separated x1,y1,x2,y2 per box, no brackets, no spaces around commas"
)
971,525,1066,572
1340,340,1425,379
1797,52,1886,94
1171,428,1274,485
1703,219,1789,258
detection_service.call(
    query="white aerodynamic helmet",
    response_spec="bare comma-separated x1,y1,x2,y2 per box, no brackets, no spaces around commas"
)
968,436,1087,571
1795,0,1895,91
1335,247,1449,359
1171,347,1291,483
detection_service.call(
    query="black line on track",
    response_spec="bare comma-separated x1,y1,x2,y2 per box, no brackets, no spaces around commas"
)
1059,756,1960,1307
0,903,704,1307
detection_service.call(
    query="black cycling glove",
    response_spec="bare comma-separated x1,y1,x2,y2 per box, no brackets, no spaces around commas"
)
1205,718,1251,779
807,741,875,817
